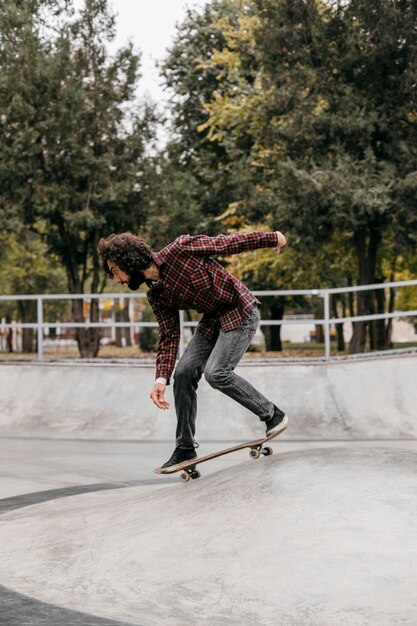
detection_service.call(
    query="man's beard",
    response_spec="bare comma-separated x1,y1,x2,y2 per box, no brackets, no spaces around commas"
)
128,270,145,291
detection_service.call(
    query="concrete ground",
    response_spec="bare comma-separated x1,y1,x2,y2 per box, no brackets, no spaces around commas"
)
1,436,416,626
1,354,416,625
2,436,417,501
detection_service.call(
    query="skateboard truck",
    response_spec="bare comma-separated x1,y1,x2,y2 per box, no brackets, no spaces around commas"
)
249,445,273,459
180,468,201,482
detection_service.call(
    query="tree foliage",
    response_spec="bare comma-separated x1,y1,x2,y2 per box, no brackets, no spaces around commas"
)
185,0,417,352
0,230,67,352
1,0,416,359
0,0,157,356
160,0,258,225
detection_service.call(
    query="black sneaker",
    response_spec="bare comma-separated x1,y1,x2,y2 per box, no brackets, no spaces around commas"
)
161,446,198,470
265,406,288,437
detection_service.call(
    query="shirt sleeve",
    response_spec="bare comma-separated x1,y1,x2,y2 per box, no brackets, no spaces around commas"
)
148,298,180,385
177,232,279,256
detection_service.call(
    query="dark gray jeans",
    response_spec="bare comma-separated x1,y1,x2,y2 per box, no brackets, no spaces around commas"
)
173,305,276,448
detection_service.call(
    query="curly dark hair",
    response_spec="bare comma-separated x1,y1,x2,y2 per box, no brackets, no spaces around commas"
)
97,233,153,278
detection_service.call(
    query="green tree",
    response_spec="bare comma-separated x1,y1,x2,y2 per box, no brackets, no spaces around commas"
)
160,0,256,226
0,231,66,353
0,0,157,356
142,148,205,249
194,0,417,353
218,204,357,351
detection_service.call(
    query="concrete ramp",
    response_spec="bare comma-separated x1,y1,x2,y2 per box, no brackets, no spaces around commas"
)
0,447,416,625
0,353,416,440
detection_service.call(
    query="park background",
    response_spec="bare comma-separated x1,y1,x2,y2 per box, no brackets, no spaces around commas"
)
0,0,416,361
1,4,417,624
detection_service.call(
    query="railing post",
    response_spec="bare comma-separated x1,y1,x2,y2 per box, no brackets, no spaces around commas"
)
179,310,185,358
37,296,44,361
323,291,330,359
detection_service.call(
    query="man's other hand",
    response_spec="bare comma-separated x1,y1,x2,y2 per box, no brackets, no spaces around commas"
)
150,383,170,410
275,231,287,253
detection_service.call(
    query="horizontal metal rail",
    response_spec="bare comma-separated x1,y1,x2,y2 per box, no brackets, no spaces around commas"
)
0,280,416,360
3,310,417,330
1,279,416,301
0,292,148,301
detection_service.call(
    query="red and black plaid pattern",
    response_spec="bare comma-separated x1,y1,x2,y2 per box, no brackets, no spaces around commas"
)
147,232,279,382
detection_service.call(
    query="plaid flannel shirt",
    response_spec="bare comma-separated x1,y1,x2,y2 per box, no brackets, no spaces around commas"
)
146,232,279,383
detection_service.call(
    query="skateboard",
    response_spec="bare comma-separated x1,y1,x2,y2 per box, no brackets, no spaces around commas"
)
153,424,287,483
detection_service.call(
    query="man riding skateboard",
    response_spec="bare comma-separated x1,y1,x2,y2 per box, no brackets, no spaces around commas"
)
98,231,288,469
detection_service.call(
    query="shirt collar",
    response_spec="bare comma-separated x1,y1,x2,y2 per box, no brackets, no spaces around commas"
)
147,251,164,294
151,250,164,268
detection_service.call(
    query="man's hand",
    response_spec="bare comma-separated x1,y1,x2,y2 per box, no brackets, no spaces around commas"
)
275,231,287,254
150,382,170,410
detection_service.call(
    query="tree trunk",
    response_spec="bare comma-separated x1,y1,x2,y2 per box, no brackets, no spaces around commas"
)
22,324,35,353
350,233,368,354
349,229,380,354
72,298,101,358
270,301,284,351
68,237,102,359
18,301,37,353
5,314,13,353
367,231,380,351
7,328,13,352
260,299,284,351
311,297,324,343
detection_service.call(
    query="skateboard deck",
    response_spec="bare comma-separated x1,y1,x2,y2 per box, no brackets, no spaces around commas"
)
154,420,287,482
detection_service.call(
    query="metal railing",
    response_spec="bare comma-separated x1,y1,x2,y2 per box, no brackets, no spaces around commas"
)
0,279,416,360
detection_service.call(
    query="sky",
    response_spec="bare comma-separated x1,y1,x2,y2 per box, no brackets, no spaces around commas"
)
107,0,209,106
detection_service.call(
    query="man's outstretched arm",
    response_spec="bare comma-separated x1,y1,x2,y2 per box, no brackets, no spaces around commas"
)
147,301,180,409
178,231,286,257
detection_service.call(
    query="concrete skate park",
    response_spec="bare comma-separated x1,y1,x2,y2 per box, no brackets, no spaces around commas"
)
1,352,416,625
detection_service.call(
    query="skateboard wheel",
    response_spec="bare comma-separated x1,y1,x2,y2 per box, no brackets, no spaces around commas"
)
180,471,191,482
249,448,261,459
262,446,273,456
191,470,201,480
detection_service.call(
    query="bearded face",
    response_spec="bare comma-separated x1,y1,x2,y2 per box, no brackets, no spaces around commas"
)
128,270,146,291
